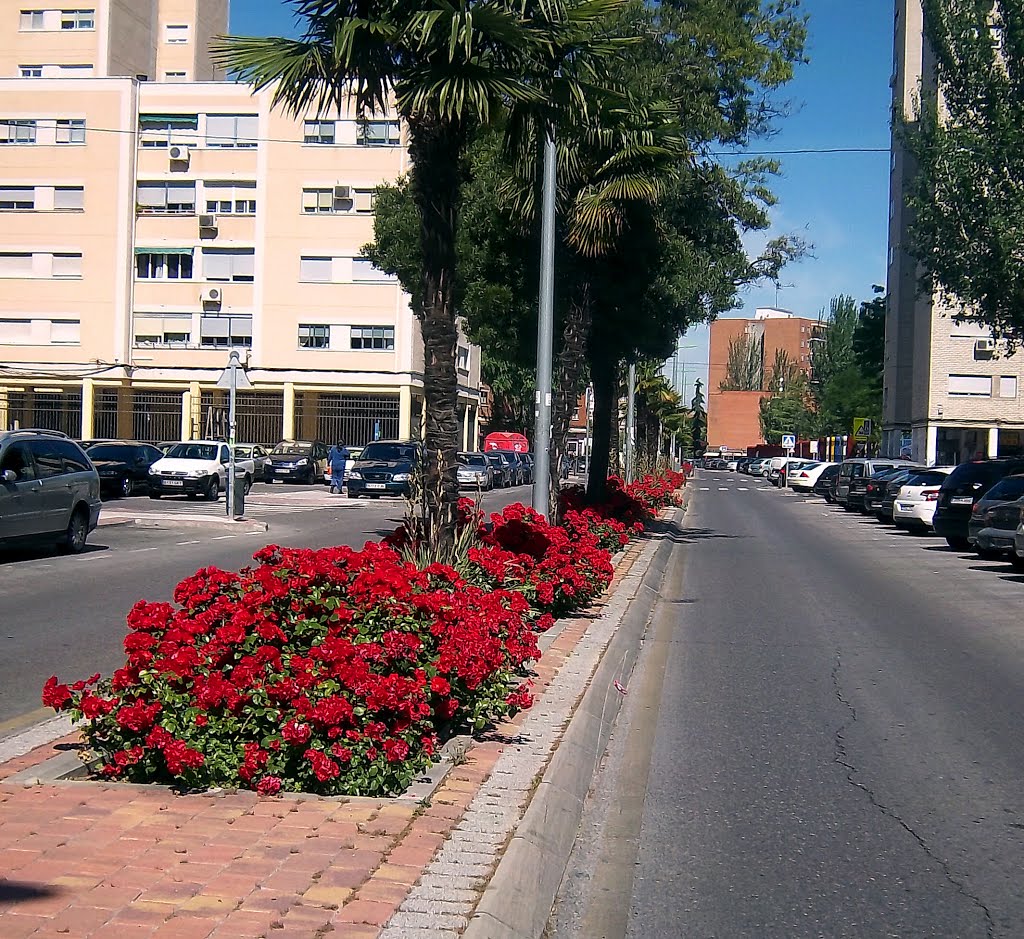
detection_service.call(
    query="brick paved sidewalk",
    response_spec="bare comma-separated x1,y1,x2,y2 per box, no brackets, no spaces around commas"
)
0,532,655,939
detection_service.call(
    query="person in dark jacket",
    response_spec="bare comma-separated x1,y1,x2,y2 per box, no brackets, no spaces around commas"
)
328,441,350,494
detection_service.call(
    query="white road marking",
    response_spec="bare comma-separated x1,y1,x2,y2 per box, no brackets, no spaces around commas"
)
176,539,201,546
699,487,710,491
718,487,729,491
212,535,235,540
738,487,749,491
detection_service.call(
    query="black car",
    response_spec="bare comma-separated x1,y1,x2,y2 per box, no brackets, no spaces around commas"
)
967,473,1024,558
486,453,510,487
266,439,328,484
861,467,914,516
934,458,1024,550
84,440,165,497
347,440,420,498
812,464,841,502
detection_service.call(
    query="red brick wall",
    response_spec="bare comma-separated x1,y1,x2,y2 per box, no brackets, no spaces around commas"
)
706,390,770,451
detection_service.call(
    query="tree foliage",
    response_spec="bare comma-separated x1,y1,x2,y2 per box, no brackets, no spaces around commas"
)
720,330,764,391
901,0,1024,343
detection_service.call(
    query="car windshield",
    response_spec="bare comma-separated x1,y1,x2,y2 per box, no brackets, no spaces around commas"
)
271,442,311,456
234,447,252,458
459,454,487,467
360,443,417,462
906,471,947,487
85,445,133,461
165,443,218,461
941,461,1016,496
984,475,1024,500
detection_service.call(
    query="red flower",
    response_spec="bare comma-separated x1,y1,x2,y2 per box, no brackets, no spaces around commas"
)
255,775,282,796
429,676,451,695
41,676,72,710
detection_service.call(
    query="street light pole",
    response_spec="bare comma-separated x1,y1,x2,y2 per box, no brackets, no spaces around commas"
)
226,349,239,518
532,131,557,519
625,361,636,483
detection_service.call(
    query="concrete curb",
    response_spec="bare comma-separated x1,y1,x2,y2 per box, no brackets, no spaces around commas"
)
459,506,682,939
98,513,269,533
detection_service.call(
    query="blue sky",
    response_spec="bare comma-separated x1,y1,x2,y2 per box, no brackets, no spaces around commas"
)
229,0,895,403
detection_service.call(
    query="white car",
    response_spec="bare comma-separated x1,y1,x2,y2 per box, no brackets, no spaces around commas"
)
321,447,364,485
788,461,836,492
726,459,739,471
892,468,953,529
148,440,255,501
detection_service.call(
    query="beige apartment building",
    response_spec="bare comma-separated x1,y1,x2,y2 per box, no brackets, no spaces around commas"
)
0,0,484,449
884,0,1024,464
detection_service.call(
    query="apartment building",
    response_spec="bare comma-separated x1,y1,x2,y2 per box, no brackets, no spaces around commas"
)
0,0,484,449
884,0,1024,465
706,308,822,451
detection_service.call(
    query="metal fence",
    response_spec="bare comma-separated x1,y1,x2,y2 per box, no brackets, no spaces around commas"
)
3,388,83,438
294,392,400,447
200,391,284,446
93,389,183,443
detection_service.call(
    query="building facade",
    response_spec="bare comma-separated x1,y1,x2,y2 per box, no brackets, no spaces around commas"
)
706,308,821,452
883,0,1024,465
0,0,484,449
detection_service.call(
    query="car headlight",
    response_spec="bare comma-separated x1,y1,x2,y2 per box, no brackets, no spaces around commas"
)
392,473,411,482
148,467,159,475
348,471,362,480
295,458,308,466
189,468,209,478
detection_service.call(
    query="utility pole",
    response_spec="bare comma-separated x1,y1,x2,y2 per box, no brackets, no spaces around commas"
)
625,362,636,483
532,132,557,519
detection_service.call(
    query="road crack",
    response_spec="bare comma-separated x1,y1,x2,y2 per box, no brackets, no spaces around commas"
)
830,652,996,938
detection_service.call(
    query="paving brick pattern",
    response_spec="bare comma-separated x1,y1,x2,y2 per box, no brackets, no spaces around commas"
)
0,508,670,939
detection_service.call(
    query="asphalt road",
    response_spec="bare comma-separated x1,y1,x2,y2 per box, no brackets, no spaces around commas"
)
0,482,526,734
551,470,1024,939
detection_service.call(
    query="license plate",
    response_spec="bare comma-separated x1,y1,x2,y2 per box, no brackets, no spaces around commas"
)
896,503,910,511
163,479,183,487
950,497,973,505
276,467,290,473
365,482,387,490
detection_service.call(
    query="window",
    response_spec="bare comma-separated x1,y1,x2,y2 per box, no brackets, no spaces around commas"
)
0,119,37,144
352,258,394,282
136,181,196,214
199,314,252,348
947,374,992,396
299,256,332,282
304,120,335,145
165,23,188,43
29,438,65,478
204,181,256,215
0,319,33,343
135,251,194,280
55,64,93,75
49,319,80,344
206,114,258,149
0,187,35,210
301,187,336,214
20,66,43,78
457,346,470,373
133,314,191,346
999,376,1018,399
55,119,85,143
61,10,94,29
0,253,33,276
358,120,400,146
353,188,376,213
202,248,255,282
53,186,84,210
299,324,329,348
20,11,45,30
164,71,186,80
351,326,395,351
51,253,82,278
139,113,198,147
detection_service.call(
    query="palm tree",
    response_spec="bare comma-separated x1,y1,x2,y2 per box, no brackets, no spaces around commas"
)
213,0,626,544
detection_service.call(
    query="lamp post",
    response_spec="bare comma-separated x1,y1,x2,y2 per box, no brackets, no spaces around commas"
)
625,362,636,483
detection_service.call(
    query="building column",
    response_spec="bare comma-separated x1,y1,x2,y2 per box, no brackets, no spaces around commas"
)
420,396,427,439
399,385,413,440
926,424,938,466
115,386,132,438
0,386,8,431
189,381,202,440
282,382,295,440
988,426,1000,458
80,378,94,440
181,390,192,441
462,401,470,451
473,404,480,451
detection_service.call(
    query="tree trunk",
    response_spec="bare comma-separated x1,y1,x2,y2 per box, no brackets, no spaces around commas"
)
587,350,617,503
408,115,465,548
550,288,592,520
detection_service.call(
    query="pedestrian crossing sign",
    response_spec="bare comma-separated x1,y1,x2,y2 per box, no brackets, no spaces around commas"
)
853,418,872,440
781,434,796,449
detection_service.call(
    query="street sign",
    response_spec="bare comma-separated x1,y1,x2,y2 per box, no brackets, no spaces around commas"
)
808,440,819,456
781,433,796,450
853,418,872,441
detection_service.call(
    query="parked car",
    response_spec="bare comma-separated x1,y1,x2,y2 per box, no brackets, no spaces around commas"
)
967,474,1024,558
933,458,1024,550
768,457,811,486
148,441,255,501
83,440,165,497
266,439,328,484
860,467,914,516
515,452,534,484
812,464,841,502
1014,521,1024,571
234,444,273,482
457,452,494,490
521,452,536,483
837,458,901,510
498,451,524,485
346,440,420,498
725,459,739,471
486,452,510,487
0,429,101,553
747,458,771,477
321,446,364,485
890,469,952,530
788,461,836,493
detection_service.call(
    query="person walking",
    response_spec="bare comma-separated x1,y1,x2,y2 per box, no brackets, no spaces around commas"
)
328,441,350,494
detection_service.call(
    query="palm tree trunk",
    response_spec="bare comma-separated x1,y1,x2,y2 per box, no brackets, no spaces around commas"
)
587,349,617,502
408,115,465,547
550,288,592,520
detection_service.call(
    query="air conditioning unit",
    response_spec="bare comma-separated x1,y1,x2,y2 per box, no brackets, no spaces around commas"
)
975,338,997,355
333,184,352,202
198,213,218,230
201,286,223,304
168,144,190,163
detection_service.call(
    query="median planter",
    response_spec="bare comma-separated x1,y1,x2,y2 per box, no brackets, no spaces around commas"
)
41,471,686,799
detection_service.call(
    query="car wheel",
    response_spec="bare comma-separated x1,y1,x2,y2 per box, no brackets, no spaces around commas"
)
823,493,834,504
243,475,253,496
149,492,162,500
206,477,220,501
945,535,970,551
119,476,133,498
976,546,1004,561
60,508,89,554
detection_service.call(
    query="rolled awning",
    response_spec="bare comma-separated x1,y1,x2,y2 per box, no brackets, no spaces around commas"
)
134,246,193,255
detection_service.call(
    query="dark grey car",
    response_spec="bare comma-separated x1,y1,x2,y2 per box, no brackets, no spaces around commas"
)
0,429,101,553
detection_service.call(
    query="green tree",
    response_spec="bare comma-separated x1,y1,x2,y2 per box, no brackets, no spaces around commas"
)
759,348,813,444
213,0,628,543
901,0,1024,343
720,331,764,391
690,379,707,456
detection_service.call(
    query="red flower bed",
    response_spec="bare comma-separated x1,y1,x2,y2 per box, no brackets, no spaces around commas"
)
43,470,686,796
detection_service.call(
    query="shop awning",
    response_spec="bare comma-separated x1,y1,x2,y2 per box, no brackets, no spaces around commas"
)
134,246,193,255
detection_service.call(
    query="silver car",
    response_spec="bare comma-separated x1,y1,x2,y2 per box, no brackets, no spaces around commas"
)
458,452,494,490
0,429,101,553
